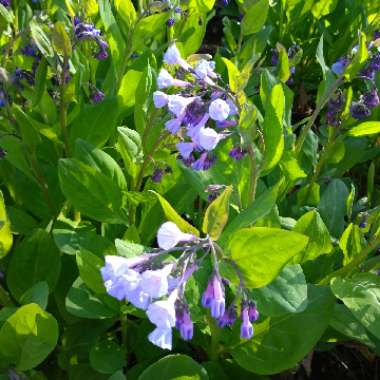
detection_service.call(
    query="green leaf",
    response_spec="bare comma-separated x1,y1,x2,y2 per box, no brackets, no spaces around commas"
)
115,0,136,27
58,158,127,224
346,121,380,137
221,58,241,93
108,371,126,380
0,303,58,371
52,21,72,56
252,264,308,316
19,282,49,310
89,339,126,374
318,179,349,238
339,223,364,265
203,186,232,241
118,70,144,109
69,97,120,148
76,249,106,294
75,139,127,191
277,44,290,83
30,20,54,58
138,354,209,380
312,0,338,19
219,184,279,246
316,34,329,78
66,278,118,319
330,304,380,350
331,273,380,340
292,210,332,263
0,191,12,259
231,285,335,374
261,83,285,173
32,59,48,106
344,32,369,80
53,229,114,256
180,12,208,57
228,227,309,288
241,0,270,36
7,229,61,300
151,191,200,236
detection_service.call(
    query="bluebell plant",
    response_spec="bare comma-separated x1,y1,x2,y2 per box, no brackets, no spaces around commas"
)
100,221,259,350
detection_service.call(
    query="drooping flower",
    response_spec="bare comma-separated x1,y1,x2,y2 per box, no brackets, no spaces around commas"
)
229,147,246,161
168,95,195,117
218,304,237,328
151,168,164,183
157,68,190,89
148,327,173,350
240,302,254,339
146,297,177,329
175,303,193,340
202,273,225,319
176,142,195,159
248,301,259,322
140,264,173,299
208,99,230,121
197,127,223,151
163,44,191,70
0,0,10,6
156,222,195,250
153,91,169,108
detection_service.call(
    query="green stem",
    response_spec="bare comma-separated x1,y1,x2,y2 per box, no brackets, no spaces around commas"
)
120,312,128,348
59,55,70,156
207,316,220,362
295,77,342,155
319,235,380,285
247,144,259,204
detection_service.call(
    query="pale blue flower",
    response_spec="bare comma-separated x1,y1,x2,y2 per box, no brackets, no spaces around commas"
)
153,91,169,108
140,264,173,299
209,99,230,121
148,327,173,350
156,222,195,250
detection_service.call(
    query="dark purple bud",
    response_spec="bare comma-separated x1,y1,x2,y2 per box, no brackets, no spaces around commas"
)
362,88,379,109
350,101,371,120
91,88,105,104
248,301,259,322
229,147,246,161
96,49,108,60
183,98,207,127
191,152,215,171
374,31,380,40
167,18,175,27
218,304,237,328
360,67,376,80
0,91,6,107
151,168,164,183
216,119,237,129
21,43,39,57
174,6,182,13
240,303,254,339
359,221,367,228
271,49,279,66
0,0,11,6
0,147,6,159
201,277,214,308
73,16,81,26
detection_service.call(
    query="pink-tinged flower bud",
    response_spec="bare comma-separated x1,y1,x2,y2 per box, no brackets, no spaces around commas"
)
148,327,172,350
175,303,193,341
202,274,225,319
240,303,254,339
198,127,222,151
156,222,195,250
163,43,191,70
248,301,259,322
218,304,237,328
209,99,230,121
153,91,169,108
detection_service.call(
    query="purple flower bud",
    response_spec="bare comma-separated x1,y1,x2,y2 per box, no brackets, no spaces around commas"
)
350,101,371,120
331,57,349,75
218,304,237,327
240,303,254,339
97,49,108,60
229,147,246,161
175,303,193,340
91,88,105,104
362,88,379,109
192,152,215,171
21,43,39,58
174,6,182,13
151,168,164,183
0,91,6,107
202,274,225,319
248,301,259,322
0,0,11,6
167,18,175,27
271,49,279,66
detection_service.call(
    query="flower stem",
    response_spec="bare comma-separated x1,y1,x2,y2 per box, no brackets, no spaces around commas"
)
207,316,220,362
59,55,70,156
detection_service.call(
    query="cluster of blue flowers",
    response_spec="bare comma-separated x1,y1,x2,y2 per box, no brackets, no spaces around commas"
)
331,33,380,121
153,43,242,171
100,221,259,350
